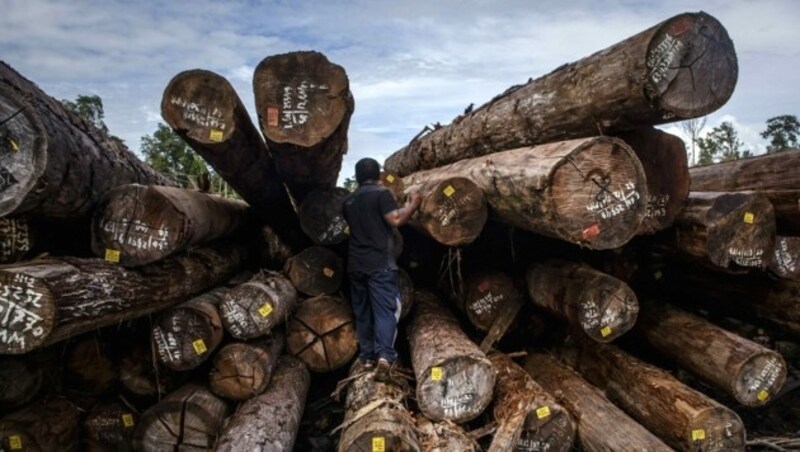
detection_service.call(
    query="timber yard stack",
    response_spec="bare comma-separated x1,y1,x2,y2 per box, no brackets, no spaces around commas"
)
0,10,798,452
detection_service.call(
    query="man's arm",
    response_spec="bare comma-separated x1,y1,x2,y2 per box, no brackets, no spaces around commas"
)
384,192,421,227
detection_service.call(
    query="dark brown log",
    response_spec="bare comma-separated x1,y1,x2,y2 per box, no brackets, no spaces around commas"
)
402,137,647,249
380,171,405,201
0,216,92,264
298,187,350,245
407,291,495,422
570,339,746,451
337,361,420,452
133,383,230,451
253,51,355,196
91,184,251,267
209,332,284,401
487,351,575,452
636,300,787,406
0,241,247,354
0,217,33,263
770,236,800,280
151,287,227,371
219,270,297,339
398,268,414,320
215,355,310,451
0,62,175,219
616,127,689,234
526,260,639,343
690,150,800,192
417,418,478,452
0,398,81,452
385,12,736,176
84,400,138,452
756,190,800,234
524,352,672,451
459,271,522,332
65,336,118,396
259,224,294,269
283,246,343,296
118,342,186,399
0,356,42,410
287,295,357,372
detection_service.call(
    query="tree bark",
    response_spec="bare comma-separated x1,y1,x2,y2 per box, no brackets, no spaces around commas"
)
487,351,576,452
0,62,175,218
151,287,227,371
526,260,639,343
416,418,478,452
298,187,350,245
84,400,138,452
458,271,522,332
253,51,355,197
0,241,248,354
0,398,81,452
635,300,787,406
286,295,357,372
381,171,405,201
215,355,310,452
209,332,284,401
407,291,495,423
385,12,736,176
690,150,800,192
523,352,672,452
259,224,294,269
219,270,297,340
770,236,800,280
401,137,648,250
133,383,230,451
283,246,343,296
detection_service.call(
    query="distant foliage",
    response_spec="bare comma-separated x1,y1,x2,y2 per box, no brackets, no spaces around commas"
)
697,121,751,165
342,176,357,192
62,94,109,133
761,115,799,153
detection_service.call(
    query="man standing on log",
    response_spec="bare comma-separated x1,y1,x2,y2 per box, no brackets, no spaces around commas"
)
343,158,420,381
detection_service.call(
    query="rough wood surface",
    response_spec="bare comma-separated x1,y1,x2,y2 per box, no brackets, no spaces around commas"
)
0,397,81,452
0,217,33,263
287,295,357,372
65,336,118,396
381,171,405,201
84,400,138,452
209,332,285,401
118,342,186,399
459,271,522,332
259,224,294,269
0,61,175,219
298,187,350,245
215,355,310,452
0,241,248,354
770,236,800,280
385,12,736,176
526,260,639,343
690,149,800,192
524,352,672,452
253,51,355,196
402,137,647,249
283,246,343,296
407,291,495,422
636,300,787,406
417,418,478,452
0,355,42,409
398,268,414,320
0,216,92,264
219,270,297,339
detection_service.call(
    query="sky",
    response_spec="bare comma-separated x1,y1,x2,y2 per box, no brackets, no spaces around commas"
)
2,0,798,183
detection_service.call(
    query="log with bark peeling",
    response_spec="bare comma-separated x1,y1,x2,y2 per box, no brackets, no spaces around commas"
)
219,270,297,339
286,295,357,372
417,418,478,452
0,397,81,452
298,187,350,245
209,332,284,401
284,246,343,296
84,400,138,452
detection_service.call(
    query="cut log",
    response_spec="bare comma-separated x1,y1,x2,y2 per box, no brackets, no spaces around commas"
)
219,270,297,339
215,355,310,451
690,150,800,192
0,356,42,409
616,127,689,234
132,383,230,451
259,224,294,269
385,12,736,176
459,271,522,332
253,51,355,196
770,236,800,280
298,187,350,245
84,400,138,452
402,137,648,249
91,184,251,267
0,62,175,218
526,260,639,343
337,361,420,452
487,351,575,452
636,300,787,406
402,176,487,247
664,191,776,269
286,295,357,372
570,338,746,451
398,268,414,320
0,241,248,354
381,171,405,201
209,332,285,401
0,217,33,263
65,336,118,396
416,418,478,452
118,342,186,399
524,352,672,452
151,287,227,371
0,397,81,452
283,246,343,296
407,291,495,422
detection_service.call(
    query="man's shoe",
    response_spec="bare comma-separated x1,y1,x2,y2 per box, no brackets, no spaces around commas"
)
375,358,393,383
358,357,376,371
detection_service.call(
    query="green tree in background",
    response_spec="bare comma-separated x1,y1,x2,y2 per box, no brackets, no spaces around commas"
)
761,115,800,153
62,94,109,133
697,121,751,165
342,176,358,192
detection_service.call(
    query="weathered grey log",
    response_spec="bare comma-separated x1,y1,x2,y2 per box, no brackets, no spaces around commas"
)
219,270,297,339
283,246,343,296
209,332,285,401
416,418,478,452
0,61,175,219
401,137,648,249
0,397,81,452
298,187,350,245
215,355,310,452
286,295,357,372
84,400,138,452
385,12,737,176
407,291,495,422
770,236,800,280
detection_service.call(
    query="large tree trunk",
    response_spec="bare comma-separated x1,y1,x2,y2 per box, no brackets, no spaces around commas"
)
219,270,297,339
401,137,648,250
84,400,138,452
416,418,478,452
487,351,576,452
283,246,343,296
133,383,230,451
0,397,81,452
690,150,800,192
215,355,310,452
526,260,639,343
770,236,800,280
91,184,251,266
457,271,523,332
0,62,175,218
297,187,350,245
286,295,357,372
407,291,495,423
253,51,355,197
523,353,672,452
209,332,284,401
385,12,736,176
570,339,746,451
636,300,787,406
0,241,248,354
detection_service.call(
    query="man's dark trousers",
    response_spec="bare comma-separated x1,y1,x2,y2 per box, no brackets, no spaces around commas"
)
349,268,401,363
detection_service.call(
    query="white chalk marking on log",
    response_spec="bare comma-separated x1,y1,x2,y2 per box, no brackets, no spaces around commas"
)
727,247,764,267
647,33,685,84
170,96,227,130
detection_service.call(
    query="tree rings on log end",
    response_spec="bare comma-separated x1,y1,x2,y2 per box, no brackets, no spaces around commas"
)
152,301,223,371
416,356,495,423
733,351,786,407
705,193,775,269
683,406,746,451
209,335,283,401
0,270,55,354
161,69,237,145
284,246,343,296
220,271,297,340
286,295,357,372
770,236,800,280
463,272,520,332
415,177,487,247
298,188,350,245
645,12,737,119
577,280,639,343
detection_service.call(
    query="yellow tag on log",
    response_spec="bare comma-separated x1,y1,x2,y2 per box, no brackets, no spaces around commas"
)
209,129,224,142
192,339,207,355
9,138,18,152
105,249,121,263
386,174,395,183
600,326,613,338
122,413,135,428
323,267,335,278
431,367,443,381
536,406,551,419
443,185,456,197
691,429,706,441
372,436,385,452
8,435,22,450
743,212,754,224
758,389,769,401
344,226,350,235
654,270,663,280
258,303,274,318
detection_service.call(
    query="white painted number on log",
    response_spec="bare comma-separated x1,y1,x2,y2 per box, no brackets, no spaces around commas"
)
280,81,329,129
170,96,227,130
0,276,46,349
648,33,685,84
